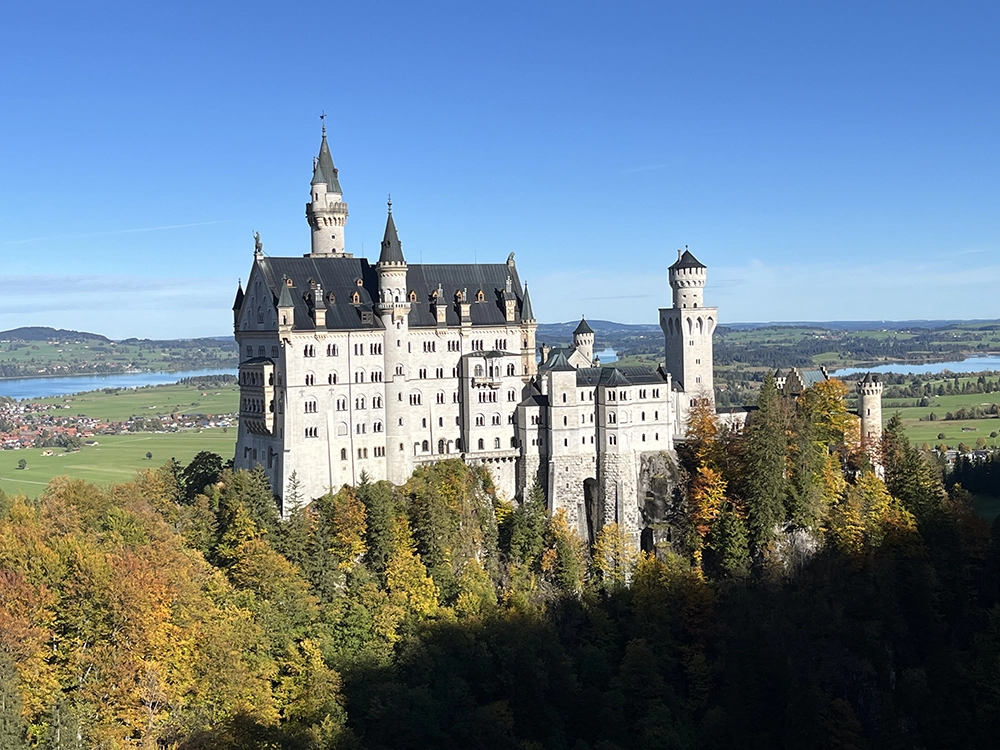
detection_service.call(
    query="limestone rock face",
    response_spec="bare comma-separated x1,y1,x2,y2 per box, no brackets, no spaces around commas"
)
637,451,688,554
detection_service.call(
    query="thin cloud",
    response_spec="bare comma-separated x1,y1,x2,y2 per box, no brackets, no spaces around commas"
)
2,220,231,246
621,164,673,175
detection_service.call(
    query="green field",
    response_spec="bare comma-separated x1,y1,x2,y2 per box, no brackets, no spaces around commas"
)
0,429,236,497
32,383,239,421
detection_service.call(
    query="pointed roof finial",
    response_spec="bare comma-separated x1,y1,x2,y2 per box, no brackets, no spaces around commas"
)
387,194,392,214
320,110,327,137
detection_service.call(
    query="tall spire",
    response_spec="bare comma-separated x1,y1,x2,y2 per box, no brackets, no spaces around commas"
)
521,282,535,322
311,121,342,194
378,199,405,264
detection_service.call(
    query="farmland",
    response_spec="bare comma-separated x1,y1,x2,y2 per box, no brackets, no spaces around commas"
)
0,428,235,497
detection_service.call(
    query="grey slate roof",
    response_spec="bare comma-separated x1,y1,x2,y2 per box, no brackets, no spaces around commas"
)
574,365,667,387
799,369,829,387
670,249,706,270
232,283,244,312
378,209,405,264
404,263,527,328
254,255,531,332
312,134,343,193
521,283,535,321
540,350,575,372
574,317,594,335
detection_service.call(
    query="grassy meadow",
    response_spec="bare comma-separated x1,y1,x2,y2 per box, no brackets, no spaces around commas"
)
32,383,239,421
0,429,235,497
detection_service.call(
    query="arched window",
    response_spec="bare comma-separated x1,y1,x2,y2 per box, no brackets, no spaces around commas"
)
494,437,501,449
422,440,429,452
409,290,418,302
475,414,485,426
305,373,315,386
477,438,485,450
328,372,337,384
492,413,501,425
438,439,446,454
506,363,515,376
340,448,347,460
351,291,360,304
474,364,484,377
476,289,485,302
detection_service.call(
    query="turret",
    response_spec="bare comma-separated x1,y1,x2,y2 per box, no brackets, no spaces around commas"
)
520,282,537,379
277,276,295,333
573,317,595,365
660,247,717,431
232,281,244,332
857,373,883,458
375,199,408,318
669,246,706,308
376,200,412,485
305,122,349,256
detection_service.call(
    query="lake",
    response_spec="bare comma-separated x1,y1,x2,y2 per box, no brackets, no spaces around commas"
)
0,369,238,400
833,356,1000,377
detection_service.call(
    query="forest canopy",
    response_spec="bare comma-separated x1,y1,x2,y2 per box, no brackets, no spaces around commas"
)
2,378,1000,749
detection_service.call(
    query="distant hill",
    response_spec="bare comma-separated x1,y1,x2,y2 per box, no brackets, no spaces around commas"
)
0,326,110,343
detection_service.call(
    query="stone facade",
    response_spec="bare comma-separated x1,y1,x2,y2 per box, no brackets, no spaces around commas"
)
233,132,883,548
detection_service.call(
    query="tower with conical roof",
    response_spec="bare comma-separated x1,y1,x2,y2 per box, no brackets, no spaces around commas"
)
660,247,717,432
573,317,595,365
305,120,349,256
520,282,538,379
376,199,412,484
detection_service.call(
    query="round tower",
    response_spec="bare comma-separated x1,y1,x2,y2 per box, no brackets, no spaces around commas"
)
857,373,883,456
305,123,349,256
668,245,706,309
660,247,716,435
376,200,412,484
573,317,595,365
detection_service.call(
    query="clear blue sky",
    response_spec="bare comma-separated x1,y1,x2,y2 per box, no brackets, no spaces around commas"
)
1,1,998,338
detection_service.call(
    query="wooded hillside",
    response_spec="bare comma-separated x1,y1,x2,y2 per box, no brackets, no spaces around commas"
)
2,381,1000,748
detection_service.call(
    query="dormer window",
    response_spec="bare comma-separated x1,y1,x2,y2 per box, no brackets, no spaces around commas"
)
285,277,294,287
355,278,363,287
409,290,417,302
476,289,485,302
351,291,360,304
327,292,336,304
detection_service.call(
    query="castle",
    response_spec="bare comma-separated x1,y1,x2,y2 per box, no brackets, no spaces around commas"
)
233,131,881,545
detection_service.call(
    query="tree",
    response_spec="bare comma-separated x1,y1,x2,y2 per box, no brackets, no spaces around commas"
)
16,459,26,471
145,451,153,460
0,656,28,750
181,451,224,503
592,523,637,590
882,413,947,525
744,373,789,553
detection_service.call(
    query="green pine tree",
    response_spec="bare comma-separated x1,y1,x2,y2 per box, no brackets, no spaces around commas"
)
744,373,789,555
